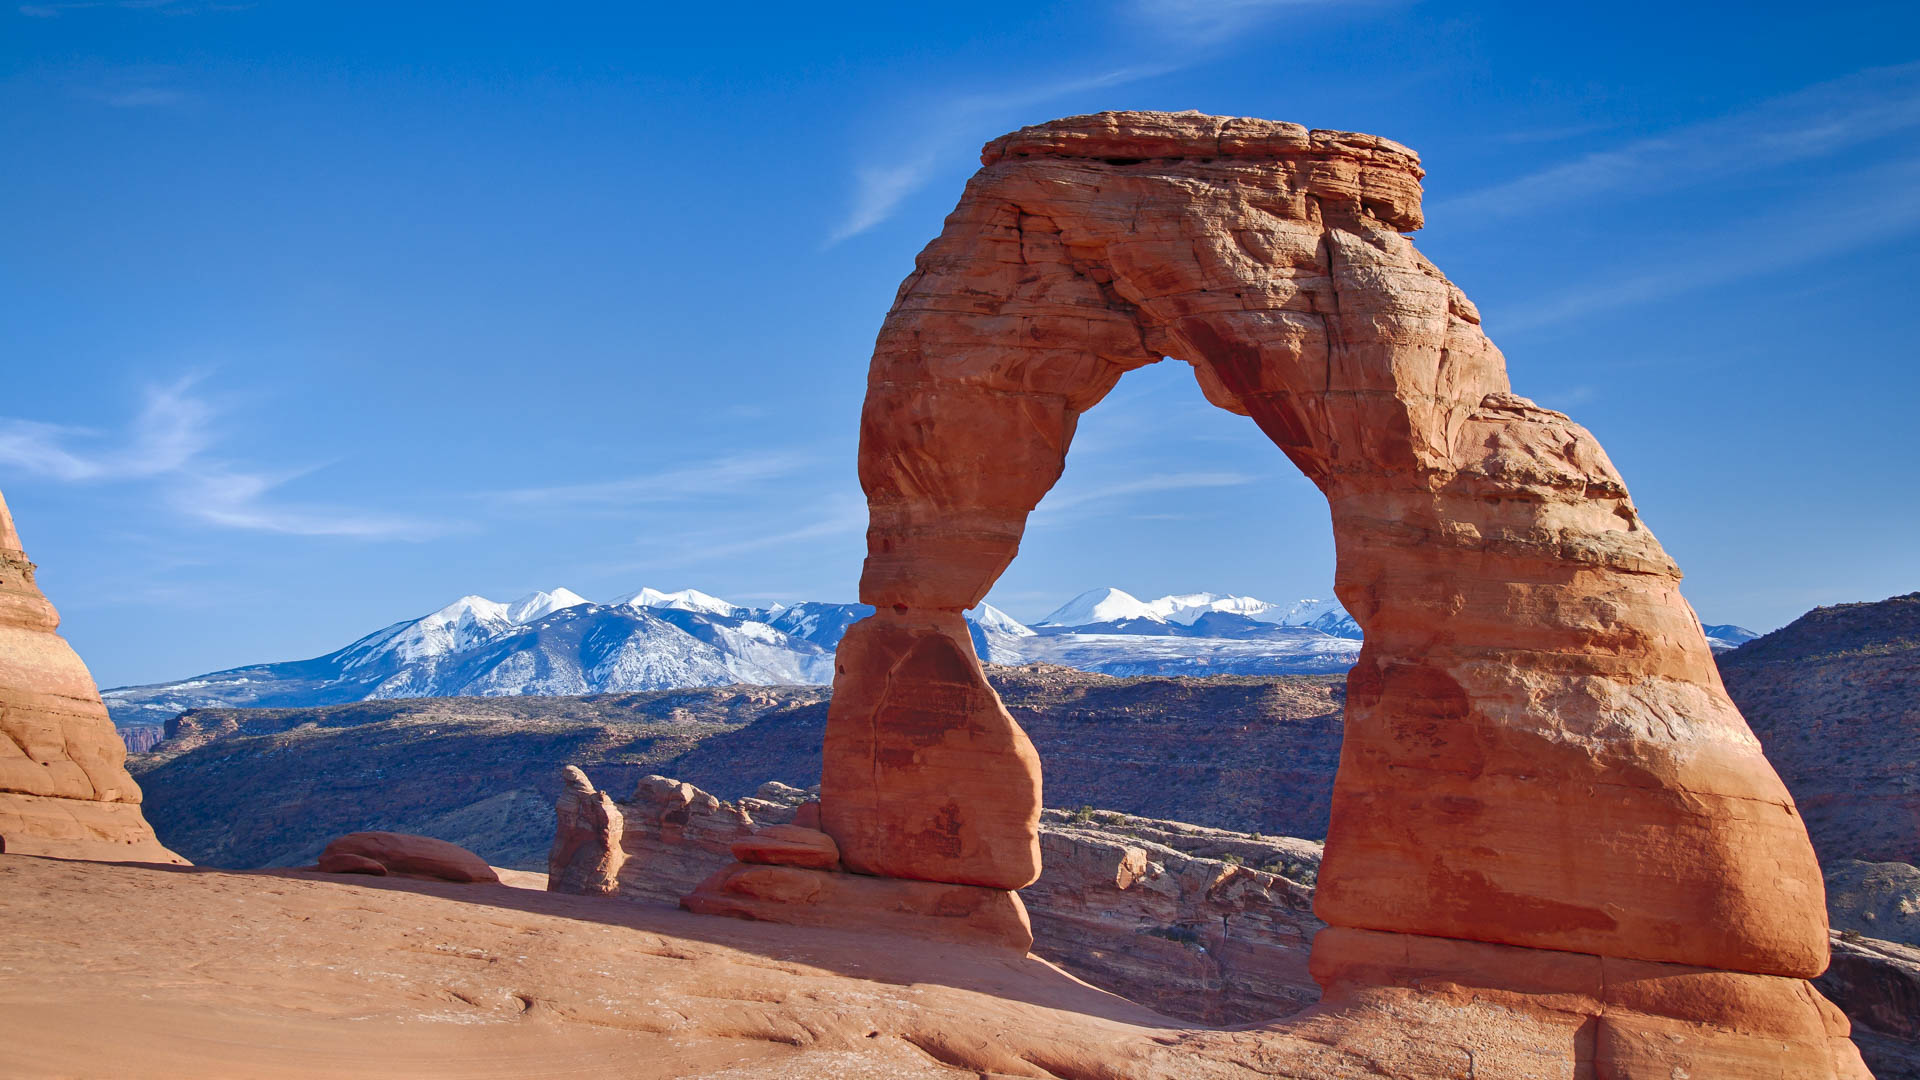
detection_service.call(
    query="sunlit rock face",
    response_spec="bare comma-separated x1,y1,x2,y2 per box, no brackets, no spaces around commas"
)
816,110,1866,1076
0,490,183,864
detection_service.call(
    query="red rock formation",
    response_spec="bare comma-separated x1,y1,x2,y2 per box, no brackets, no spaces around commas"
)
0,489,183,864
547,766,625,895
730,824,840,871
317,832,499,884
806,110,1859,1074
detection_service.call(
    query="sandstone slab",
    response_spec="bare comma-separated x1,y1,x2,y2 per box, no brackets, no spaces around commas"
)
319,832,499,884
730,824,840,871
683,862,1034,952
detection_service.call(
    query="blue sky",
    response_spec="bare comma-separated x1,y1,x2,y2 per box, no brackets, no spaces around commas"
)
4,0,1917,687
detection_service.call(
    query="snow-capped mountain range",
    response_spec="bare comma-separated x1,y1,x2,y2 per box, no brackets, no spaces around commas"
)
99,586,1756,726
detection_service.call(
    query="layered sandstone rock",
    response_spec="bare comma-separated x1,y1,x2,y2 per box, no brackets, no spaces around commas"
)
317,832,499,884
811,110,1856,1074
0,490,182,864
547,766,624,894
1027,809,1325,1023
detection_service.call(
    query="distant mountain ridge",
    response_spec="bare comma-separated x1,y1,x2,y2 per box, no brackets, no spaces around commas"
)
101,585,1754,726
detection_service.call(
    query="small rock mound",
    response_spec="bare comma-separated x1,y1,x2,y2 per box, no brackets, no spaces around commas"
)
316,831,499,884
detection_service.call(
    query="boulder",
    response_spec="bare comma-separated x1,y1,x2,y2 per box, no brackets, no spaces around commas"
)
317,832,498,884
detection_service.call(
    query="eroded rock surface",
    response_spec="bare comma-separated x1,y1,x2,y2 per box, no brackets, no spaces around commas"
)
0,490,182,864
815,109,1853,1074
547,766,624,894
553,773,1325,1025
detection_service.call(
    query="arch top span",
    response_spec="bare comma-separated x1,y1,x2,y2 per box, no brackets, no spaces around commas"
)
824,111,1830,990
981,110,1427,232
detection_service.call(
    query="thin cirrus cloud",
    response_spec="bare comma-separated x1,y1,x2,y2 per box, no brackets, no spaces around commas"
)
19,1,249,16
827,0,1370,245
1030,470,1256,520
0,379,445,540
1497,154,1920,333
825,63,1173,246
96,87,186,108
1437,61,1920,224
598,494,870,575
1129,0,1372,44
494,451,817,508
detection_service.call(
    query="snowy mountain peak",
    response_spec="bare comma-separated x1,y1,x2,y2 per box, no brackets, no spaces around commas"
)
505,588,592,625
1037,587,1163,627
970,602,1037,637
610,587,743,617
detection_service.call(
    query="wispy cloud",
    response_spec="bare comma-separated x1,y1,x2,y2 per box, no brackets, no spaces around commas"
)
1439,62,1920,223
1499,155,1920,333
97,87,186,107
1033,470,1255,517
1131,0,1369,45
828,155,940,246
0,379,446,540
20,0,249,16
828,64,1174,246
604,495,869,572
827,0,1366,244
496,451,816,507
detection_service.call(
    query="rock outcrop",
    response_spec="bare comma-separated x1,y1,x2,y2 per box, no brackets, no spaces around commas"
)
804,110,1857,1074
553,774,1326,1024
317,831,499,884
546,766,624,894
0,490,182,864
1828,858,1920,948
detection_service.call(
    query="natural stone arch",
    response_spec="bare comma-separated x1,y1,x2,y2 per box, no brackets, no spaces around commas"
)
820,112,1829,982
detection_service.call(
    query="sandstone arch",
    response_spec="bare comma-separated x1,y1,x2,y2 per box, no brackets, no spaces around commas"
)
0,490,183,864
811,112,1866,1074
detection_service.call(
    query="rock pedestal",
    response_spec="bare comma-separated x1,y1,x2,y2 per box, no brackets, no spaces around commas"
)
0,490,182,864
547,765,625,895
787,110,1864,1076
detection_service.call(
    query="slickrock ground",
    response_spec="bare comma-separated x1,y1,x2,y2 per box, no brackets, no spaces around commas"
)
606,774,1325,1025
12,853,1877,1080
0,853,1575,1080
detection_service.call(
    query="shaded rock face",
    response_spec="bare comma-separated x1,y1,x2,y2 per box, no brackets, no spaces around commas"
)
0,490,182,864
1820,932,1920,1076
817,110,1851,1073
